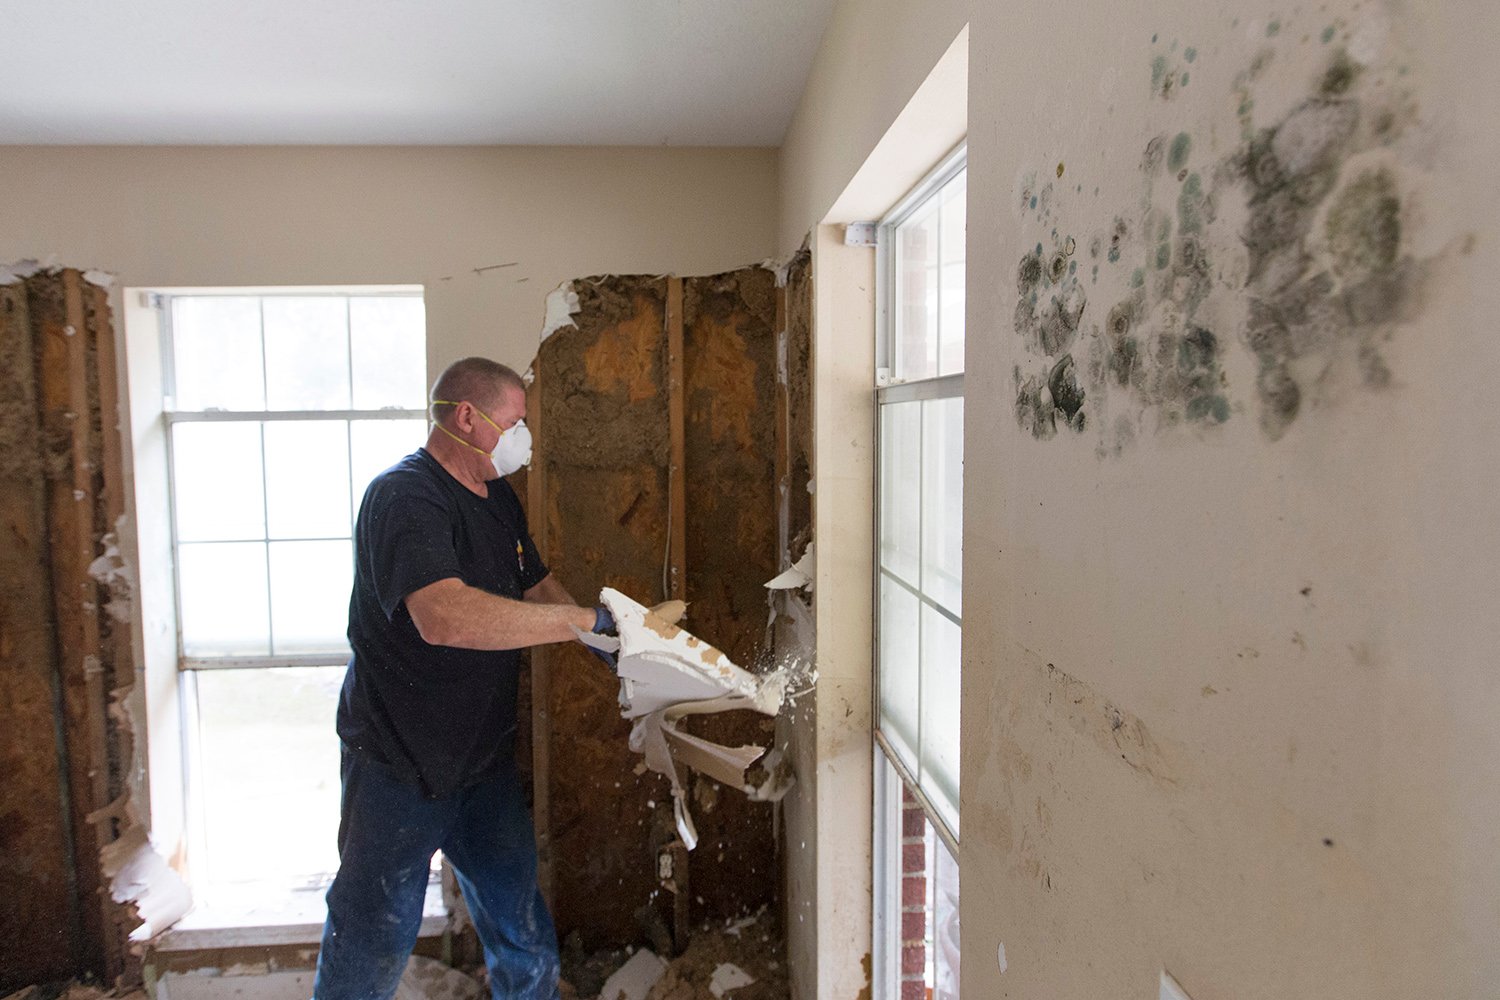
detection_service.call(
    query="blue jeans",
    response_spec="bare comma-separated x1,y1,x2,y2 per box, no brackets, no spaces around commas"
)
314,747,560,1000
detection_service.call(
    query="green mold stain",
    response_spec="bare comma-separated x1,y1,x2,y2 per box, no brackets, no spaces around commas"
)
1321,24,1336,43
1130,268,1146,288
1181,71,1190,87
1177,173,1204,233
1152,55,1169,90
1186,395,1231,424
1155,244,1172,270
1266,19,1281,37
1167,132,1192,172
1185,47,1198,62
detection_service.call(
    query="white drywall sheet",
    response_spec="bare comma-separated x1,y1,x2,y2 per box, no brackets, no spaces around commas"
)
578,589,791,850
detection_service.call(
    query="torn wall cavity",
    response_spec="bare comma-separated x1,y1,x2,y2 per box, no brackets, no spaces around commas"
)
530,269,792,949
0,267,187,990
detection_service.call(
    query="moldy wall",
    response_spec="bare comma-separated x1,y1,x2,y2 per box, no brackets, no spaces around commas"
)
964,1,1500,997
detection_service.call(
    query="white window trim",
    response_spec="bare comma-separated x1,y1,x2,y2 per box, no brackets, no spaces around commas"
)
873,146,966,855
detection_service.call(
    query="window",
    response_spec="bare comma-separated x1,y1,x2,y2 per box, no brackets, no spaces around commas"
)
874,147,964,998
161,290,427,910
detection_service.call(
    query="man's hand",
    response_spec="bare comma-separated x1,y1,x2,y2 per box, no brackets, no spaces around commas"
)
584,604,618,670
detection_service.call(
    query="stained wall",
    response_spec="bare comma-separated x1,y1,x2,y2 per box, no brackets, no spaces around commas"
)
962,2,1500,997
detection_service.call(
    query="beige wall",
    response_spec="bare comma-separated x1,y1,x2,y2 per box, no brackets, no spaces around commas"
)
776,0,969,251
964,1,1500,998
0,145,777,375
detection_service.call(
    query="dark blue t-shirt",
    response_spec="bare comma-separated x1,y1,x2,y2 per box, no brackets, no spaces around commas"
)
337,448,548,799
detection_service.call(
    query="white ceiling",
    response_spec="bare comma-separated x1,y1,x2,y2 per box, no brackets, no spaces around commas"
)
0,1,837,146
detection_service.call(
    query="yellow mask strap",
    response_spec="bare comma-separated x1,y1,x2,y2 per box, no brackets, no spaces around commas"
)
431,400,502,457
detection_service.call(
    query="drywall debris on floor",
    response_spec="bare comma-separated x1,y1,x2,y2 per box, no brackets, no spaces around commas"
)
642,909,786,1000
578,589,792,850
394,956,483,1000
596,949,669,1000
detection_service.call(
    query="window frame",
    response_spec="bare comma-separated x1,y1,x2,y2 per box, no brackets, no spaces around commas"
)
159,289,428,672
157,287,429,902
873,145,966,859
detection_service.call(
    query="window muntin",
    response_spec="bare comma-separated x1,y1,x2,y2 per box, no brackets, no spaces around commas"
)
164,291,427,667
875,149,965,848
162,289,426,901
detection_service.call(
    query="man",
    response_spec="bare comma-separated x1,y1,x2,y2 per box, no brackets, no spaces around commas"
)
314,357,610,1000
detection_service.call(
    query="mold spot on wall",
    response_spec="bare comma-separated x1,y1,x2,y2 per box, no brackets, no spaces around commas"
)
1168,132,1193,173
1012,27,1441,451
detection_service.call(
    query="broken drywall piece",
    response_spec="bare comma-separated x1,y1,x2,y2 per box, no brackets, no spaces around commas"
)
99,824,192,942
82,269,115,288
764,543,814,592
394,955,483,1000
540,281,581,340
1,257,56,284
600,588,792,850
598,948,668,1000
708,962,756,997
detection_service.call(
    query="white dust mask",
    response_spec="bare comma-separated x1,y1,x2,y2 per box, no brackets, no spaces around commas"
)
490,419,532,477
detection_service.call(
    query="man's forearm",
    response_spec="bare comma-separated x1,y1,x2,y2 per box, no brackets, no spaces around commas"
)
405,577,593,650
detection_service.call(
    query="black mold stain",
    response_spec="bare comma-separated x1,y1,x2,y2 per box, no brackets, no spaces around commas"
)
1143,134,1167,175
1235,50,1426,440
1327,168,1401,280
1017,251,1044,296
1048,355,1087,428
1321,49,1362,95
1014,240,1089,358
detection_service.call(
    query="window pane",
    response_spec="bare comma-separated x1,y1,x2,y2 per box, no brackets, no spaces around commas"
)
171,297,264,410
351,419,426,513
269,540,353,655
879,574,920,772
351,297,427,409
195,666,343,885
171,422,266,542
938,172,967,376
895,200,940,382
179,542,270,656
880,401,921,587
263,297,350,410
264,421,352,539
920,605,961,835
921,397,963,616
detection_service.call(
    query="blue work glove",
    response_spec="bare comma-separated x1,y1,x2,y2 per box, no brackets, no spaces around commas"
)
586,604,618,671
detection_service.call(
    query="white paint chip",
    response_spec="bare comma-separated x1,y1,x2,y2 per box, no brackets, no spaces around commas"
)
1160,970,1193,1000
540,281,581,340
997,942,1007,974
599,948,668,1000
708,962,755,997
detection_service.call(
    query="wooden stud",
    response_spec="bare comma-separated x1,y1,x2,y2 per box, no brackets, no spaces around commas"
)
666,277,686,602
525,371,553,903
774,282,791,570
34,270,108,976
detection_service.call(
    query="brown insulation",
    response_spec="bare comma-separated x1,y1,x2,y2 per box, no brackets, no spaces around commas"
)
531,268,790,951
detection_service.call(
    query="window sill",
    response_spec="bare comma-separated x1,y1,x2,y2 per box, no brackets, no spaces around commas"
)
152,880,447,952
